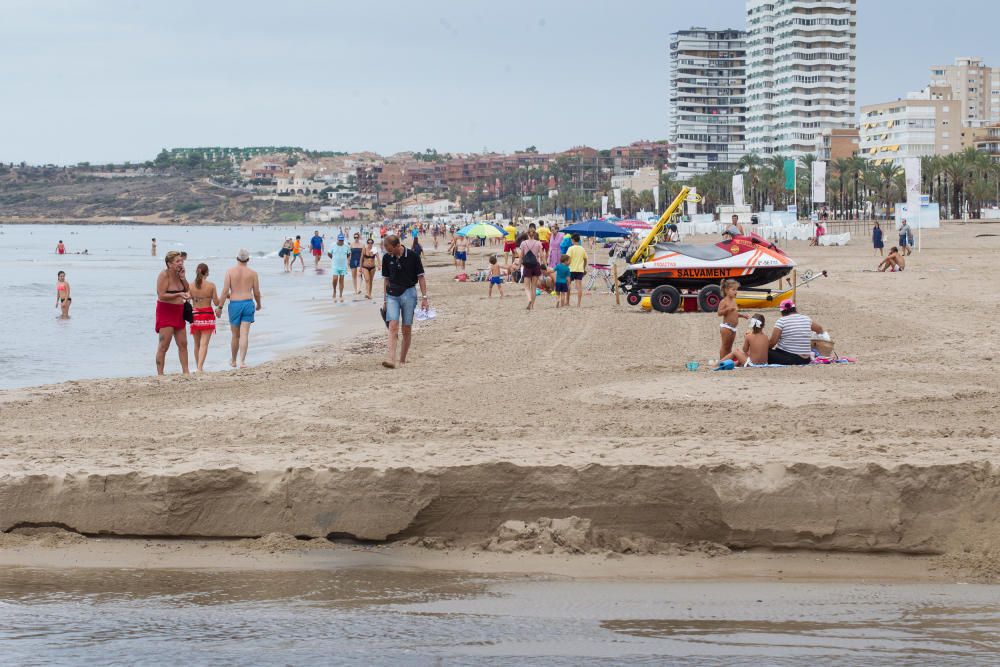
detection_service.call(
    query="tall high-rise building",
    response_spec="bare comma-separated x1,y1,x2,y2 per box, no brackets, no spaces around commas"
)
928,57,1000,127
745,0,857,158
668,27,747,180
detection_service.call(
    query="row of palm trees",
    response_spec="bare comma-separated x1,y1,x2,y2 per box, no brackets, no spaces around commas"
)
673,148,999,221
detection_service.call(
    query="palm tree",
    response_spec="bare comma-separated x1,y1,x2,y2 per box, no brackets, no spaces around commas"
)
738,152,763,209
832,158,852,219
846,156,868,219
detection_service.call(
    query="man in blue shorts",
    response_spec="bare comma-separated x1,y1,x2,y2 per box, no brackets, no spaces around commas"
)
381,235,428,369
219,248,262,368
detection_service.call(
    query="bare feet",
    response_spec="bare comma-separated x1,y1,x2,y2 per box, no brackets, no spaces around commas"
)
230,359,237,368
240,363,248,369
382,360,396,369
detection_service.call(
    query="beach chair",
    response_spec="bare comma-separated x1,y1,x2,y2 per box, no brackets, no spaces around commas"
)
586,264,615,292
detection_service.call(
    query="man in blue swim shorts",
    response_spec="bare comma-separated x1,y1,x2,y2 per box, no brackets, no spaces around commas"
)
381,235,428,369
219,248,262,368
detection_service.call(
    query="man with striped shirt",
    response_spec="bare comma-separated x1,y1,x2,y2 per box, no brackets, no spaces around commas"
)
767,299,825,365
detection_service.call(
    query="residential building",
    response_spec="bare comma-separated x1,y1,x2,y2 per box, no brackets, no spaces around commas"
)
928,57,1000,127
972,123,1000,161
356,163,405,204
668,27,747,179
859,86,964,166
745,0,857,158
816,127,859,161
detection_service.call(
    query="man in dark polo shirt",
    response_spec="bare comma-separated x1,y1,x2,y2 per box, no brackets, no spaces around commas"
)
381,234,429,368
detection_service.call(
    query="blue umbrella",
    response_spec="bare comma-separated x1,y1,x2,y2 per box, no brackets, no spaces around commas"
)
560,219,627,238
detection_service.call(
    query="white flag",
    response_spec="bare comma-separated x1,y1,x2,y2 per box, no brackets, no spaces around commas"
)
601,195,608,217
904,157,921,225
652,185,660,212
613,188,622,210
811,160,826,204
732,174,745,207
686,187,697,216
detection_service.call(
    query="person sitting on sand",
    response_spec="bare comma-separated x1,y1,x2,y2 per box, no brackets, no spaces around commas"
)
722,314,769,367
537,262,556,293
717,278,748,361
767,299,825,366
878,246,905,272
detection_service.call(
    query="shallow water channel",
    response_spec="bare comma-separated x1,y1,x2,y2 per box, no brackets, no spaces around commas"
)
1,567,997,664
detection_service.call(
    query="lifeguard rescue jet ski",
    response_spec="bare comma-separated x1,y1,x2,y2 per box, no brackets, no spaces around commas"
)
618,186,795,312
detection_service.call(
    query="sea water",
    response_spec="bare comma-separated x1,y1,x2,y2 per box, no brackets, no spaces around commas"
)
0,567,997,664
0,224,374,389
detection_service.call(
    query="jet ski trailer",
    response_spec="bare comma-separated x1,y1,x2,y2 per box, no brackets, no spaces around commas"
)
617,186,797,313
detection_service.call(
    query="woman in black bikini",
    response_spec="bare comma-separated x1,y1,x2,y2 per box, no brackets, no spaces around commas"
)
360,238,380,299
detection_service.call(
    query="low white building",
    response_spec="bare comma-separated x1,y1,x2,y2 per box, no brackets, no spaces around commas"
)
610,168,659,193
401,199,454,216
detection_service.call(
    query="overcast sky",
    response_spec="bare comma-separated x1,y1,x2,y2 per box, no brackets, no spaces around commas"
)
2,0,997,164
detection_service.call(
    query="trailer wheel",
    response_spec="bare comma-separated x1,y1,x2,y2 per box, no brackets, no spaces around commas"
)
650,285,681,313
626,291,642,306
697,284,723,312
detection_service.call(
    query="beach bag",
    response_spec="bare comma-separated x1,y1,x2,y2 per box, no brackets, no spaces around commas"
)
183,300,194,323
521,248,539,267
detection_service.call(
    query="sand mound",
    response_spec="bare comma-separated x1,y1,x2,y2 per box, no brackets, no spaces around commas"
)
234,532,334,554
1,526,87,548
936,549,1000,583
479,517,730,556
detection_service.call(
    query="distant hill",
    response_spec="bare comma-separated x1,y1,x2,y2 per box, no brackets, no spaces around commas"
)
0,171,313,224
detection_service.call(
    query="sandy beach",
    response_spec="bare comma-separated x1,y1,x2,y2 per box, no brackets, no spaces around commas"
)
1,223,999,564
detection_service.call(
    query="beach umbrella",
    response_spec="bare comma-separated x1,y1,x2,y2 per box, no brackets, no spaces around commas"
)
456,222,504,238
560,219,628,238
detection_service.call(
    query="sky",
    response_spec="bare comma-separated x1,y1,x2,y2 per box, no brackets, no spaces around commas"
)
2,0,999,165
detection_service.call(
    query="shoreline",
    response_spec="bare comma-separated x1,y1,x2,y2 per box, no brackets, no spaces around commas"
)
2,225,999,574
0,534,968,583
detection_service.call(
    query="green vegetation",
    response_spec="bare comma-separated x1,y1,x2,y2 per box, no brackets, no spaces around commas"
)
277,211,302,222
173,200,205,214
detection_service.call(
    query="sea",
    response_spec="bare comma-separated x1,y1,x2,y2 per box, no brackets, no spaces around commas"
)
0,223,377,390
0,566,997,664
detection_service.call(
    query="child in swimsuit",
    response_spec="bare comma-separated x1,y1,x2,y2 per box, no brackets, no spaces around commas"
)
717,278,747,361
487,255,504,298
722,314,769,367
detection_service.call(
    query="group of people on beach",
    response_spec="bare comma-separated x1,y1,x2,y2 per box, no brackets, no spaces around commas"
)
154,248,262,374
716,278,826,367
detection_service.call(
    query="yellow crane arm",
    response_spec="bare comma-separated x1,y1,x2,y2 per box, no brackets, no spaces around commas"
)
629,186,690,264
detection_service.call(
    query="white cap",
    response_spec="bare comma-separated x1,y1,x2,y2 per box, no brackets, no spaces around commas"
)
237,248,250,262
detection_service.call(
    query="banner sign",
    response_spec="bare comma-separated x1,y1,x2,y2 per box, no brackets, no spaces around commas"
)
601,195,608,217
783,159,796,191
732,174,744,207
613,188,622,210
652,185,660,212
811,160,826,203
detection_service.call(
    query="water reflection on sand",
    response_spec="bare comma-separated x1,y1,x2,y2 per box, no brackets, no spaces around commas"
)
1,568,997,663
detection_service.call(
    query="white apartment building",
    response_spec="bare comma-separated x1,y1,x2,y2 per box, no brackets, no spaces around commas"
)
745,0,857,158
668,27,747,179
929,57,1000,127
859,87,964,166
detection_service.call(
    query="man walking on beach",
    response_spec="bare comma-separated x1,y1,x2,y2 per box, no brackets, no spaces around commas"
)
310,230,324,269
381,235,429,369
218,249,262,369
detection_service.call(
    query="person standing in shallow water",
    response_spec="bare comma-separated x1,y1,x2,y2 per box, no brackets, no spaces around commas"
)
155,250,190,375
151,238,157,256
55,270,71,319
218,248,262,369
